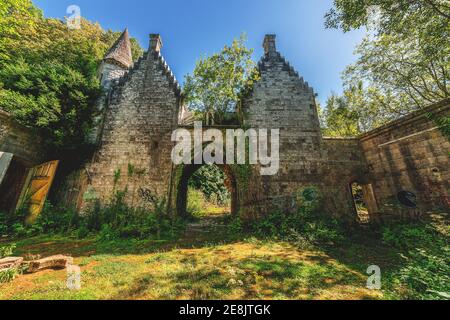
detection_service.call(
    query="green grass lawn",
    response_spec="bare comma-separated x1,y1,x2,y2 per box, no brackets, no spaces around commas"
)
1,213,447,300
0,233,394,300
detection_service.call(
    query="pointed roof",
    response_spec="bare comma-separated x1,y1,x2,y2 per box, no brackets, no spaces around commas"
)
104,28,133,69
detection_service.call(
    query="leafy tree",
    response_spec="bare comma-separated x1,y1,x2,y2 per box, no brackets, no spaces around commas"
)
184,34,259,125
322,93,360,137
0,0,42,62
0,60,100,152
325,0,449,38
324,0,449,133
322,81,415,136
0,2,143,158
188,165,230,205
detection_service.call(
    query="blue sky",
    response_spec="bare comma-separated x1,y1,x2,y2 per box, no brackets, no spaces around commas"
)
33,0,365,104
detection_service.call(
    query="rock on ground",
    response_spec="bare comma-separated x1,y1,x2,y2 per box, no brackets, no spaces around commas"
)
26,255,73,274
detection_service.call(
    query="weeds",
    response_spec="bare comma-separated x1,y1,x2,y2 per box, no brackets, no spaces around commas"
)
0,243,20,284
0,243,16,259
231,188,345,247
0,191,185,241
381,219,449,300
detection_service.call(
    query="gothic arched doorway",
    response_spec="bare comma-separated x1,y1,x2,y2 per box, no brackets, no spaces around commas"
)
176,164,238,218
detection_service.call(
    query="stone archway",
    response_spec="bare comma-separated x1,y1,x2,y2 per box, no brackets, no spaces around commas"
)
175,163,239,218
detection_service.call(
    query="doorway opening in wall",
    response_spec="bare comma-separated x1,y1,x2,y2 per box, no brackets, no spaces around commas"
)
186,164,232,219
350,182,371,224
0,155,30,214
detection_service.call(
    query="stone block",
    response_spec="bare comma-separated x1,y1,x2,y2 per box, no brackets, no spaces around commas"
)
27,255,74,273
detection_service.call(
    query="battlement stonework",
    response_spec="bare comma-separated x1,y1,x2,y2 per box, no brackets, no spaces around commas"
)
84,34,182,208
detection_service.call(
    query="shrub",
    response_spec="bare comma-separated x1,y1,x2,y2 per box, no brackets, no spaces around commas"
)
76,225,90,239
382,219,449,300
187,188,206,217
397,248,450,300
1,191,185,241
0,243,15,259
0,268,19,284
252,209,344,245
0,213,8,235
97,224,119,242
243,188,345,245
227,216,244,236
382,222,444,250
83,192,183,241
254,210,287,238
0,243,20,284
34,203,79,234
1,203,79,238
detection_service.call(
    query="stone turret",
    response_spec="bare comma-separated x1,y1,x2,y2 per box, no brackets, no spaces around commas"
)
90,28,134,145
99,28,133,90
104,28,133,67
83,33,182,209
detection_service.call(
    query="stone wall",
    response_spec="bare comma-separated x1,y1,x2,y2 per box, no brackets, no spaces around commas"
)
359,99,450,221
99,62,129,91
240,35,367,219
89,61,131,146
321,138,368,220
82,34,182,210
0,110,44,165
241,35,321,201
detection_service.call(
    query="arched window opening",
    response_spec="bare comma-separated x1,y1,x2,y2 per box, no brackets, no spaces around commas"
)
350,182,378,224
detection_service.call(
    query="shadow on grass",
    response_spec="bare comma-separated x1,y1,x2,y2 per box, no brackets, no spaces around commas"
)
319,228,404,273
5,228,247,259
113,252,376,300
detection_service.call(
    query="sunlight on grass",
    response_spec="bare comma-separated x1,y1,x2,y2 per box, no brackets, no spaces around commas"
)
0,238,383,300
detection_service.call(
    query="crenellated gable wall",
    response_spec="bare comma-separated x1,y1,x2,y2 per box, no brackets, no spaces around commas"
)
83,34,182,209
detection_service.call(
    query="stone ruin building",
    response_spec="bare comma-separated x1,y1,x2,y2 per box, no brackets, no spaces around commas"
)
0,30,449,224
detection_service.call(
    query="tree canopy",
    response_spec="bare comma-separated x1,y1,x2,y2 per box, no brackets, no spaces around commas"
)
184,35,259,125
322,0,449,136
0,0,143,158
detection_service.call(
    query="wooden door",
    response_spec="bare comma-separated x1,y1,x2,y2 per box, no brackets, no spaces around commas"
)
16,160,59,223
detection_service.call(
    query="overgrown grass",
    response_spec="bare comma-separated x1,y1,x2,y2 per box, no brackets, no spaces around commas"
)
0,237,382,300
381,216,450,300
0,215,447,300
0,191,185,242
225,197,449,300
187,188,230,218
0,187,448,300
227,191,346,248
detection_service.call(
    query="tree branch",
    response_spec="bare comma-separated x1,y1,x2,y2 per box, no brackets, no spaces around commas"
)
423,0,450,19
